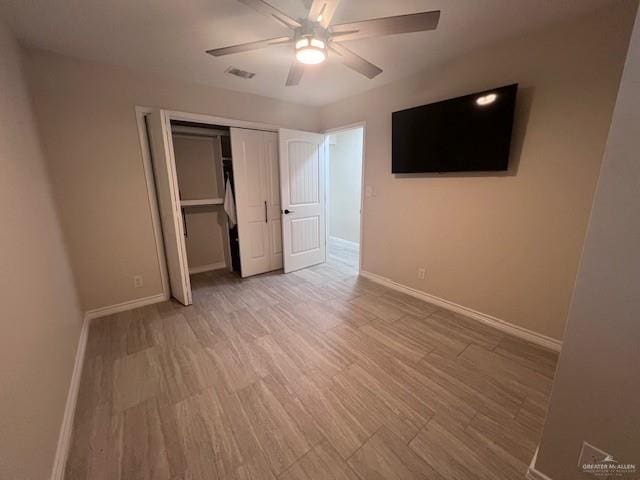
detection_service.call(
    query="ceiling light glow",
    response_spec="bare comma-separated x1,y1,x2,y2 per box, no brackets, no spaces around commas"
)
296,47,326,64
295,36,327,65
476,93,497,106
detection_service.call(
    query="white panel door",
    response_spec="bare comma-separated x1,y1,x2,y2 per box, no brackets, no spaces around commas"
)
146,110,192,305
231,128,282,277
279,128,326,273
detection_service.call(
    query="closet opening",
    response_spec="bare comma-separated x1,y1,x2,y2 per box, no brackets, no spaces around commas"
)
140,107,332,306
169,120,240,278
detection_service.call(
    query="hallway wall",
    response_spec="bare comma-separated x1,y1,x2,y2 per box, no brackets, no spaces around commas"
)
329,128,363,244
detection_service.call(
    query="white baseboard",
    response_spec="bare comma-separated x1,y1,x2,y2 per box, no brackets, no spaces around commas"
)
526,447,553,480
51,290,174,478
328,236,360,251
189,261,226,274
51,291,170,478
527,468,553,480
50,314,90,480
84,292,168,321
360,270,562,352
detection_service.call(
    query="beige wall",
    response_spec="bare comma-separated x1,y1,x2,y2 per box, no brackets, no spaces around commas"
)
25,50,320,311
535,6,640,478
0,22,83,480
319,2,636,341
329,128,363,244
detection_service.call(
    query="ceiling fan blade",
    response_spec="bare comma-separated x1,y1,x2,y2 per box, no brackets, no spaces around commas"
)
330,10,440,42
237,0,301,29
206,36,292,57
285,61,305,86
329,43,382,79
307,0,340,28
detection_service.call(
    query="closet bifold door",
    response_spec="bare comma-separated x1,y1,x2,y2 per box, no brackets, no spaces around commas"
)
146,110,192,304
230,128,283,277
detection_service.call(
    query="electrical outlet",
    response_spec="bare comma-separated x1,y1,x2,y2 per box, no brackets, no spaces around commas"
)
133,275,144,288
417,267,426,280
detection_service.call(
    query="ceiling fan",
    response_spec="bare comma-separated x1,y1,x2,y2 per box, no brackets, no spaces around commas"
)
206,0,440,86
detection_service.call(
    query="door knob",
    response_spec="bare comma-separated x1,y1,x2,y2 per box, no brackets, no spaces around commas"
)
283,209,295,214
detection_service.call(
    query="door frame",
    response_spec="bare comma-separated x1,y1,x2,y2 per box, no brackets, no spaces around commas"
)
323,121,367,273
134,106,282,298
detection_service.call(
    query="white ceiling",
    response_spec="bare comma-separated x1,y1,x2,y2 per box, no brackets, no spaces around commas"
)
0,0,620,106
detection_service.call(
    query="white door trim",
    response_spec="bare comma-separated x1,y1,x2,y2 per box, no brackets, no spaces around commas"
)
135,106,170,300
162,109,280,133
323,121,366,272
147,109,193,305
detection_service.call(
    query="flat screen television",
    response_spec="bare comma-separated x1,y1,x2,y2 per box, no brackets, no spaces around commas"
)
392,84,518,173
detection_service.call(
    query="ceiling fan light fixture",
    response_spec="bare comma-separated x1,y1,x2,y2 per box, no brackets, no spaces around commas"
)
295,38,310,49
295,36,327,64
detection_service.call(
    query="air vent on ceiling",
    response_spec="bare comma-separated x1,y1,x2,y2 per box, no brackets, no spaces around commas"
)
225,66,256,79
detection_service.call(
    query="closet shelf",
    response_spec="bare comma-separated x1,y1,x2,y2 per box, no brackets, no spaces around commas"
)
180,198,224,207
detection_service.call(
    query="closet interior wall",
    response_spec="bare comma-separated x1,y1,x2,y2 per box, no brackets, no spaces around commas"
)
170,122,234,275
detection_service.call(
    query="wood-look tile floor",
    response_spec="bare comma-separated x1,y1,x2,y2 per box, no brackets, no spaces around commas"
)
327,237,359,271
66,260,558,480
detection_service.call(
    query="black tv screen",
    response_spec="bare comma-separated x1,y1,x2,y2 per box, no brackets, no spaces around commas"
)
392,84,518,173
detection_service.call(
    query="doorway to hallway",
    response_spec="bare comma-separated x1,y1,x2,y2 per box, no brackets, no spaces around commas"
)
326,126,364,272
